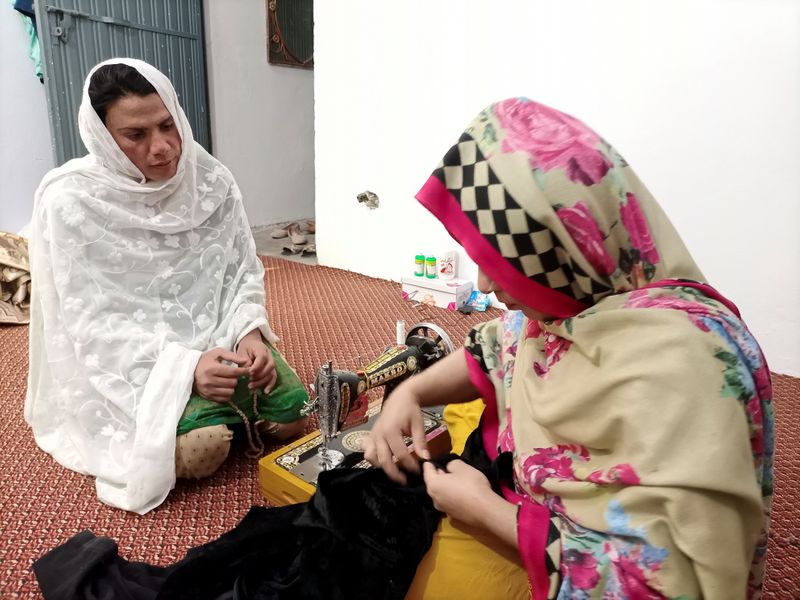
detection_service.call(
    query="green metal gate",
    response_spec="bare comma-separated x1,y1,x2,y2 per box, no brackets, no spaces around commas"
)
35,0,210,165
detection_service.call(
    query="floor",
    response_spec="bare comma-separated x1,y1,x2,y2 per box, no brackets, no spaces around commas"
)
252,219,317,266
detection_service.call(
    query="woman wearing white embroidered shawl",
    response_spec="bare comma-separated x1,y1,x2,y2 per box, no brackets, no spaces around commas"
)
25,59,308,514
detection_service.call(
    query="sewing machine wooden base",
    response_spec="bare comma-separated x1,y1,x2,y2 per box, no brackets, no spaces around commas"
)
259,405,451,506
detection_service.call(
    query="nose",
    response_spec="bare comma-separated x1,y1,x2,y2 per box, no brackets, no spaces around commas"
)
477,270,497,294
150,131,171,157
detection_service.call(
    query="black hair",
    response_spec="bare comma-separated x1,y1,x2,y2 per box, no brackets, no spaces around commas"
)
87,63,157,124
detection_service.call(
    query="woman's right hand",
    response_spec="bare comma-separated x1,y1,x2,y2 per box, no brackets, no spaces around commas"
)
193,348,250,402
363,384,430,485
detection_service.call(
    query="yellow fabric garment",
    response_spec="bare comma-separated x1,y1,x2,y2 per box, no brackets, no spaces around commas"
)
442,399,484,454
406,399,530,600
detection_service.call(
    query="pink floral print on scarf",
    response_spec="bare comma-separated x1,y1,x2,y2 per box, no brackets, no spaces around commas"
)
494,98,612,185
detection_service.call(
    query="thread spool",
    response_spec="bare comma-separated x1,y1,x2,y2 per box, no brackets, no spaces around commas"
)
425,256,437,278
414,254,425,277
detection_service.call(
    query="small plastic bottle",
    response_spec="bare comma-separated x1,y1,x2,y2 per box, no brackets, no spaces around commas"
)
425,256,437,278
414,254,425,277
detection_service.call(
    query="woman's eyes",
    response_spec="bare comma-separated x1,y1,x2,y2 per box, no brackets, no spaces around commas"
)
123,122,172,141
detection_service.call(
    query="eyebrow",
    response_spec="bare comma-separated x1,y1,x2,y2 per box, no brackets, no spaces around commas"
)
117,117,174,133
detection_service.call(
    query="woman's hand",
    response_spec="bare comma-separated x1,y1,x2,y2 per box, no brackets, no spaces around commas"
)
194,348,249,402
422,460,494,526
236,330,277,392
363,384,430,485
423,460,519,548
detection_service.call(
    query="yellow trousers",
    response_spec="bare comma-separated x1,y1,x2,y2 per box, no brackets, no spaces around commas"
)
405,400,531,600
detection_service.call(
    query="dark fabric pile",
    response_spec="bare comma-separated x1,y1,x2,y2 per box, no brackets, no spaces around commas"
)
33,431,505,600
33,468,437,600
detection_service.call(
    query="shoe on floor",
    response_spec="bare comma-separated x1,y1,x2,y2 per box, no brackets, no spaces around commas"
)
270,226,289,239
286,222,307,245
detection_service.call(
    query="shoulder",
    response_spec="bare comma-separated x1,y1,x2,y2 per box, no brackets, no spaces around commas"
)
195,147,243,203
37,171,94,219
560,287,755,374
196,144,236,186
467,316,504,344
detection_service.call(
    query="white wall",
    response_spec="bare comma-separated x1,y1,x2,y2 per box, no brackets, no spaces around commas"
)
314,0,800,376
0,7,54,233
203,0,314,227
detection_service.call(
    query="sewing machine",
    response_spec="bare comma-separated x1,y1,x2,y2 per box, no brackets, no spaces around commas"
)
258,322,454,505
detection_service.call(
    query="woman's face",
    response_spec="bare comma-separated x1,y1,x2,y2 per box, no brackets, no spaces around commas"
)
104,93,182,181
477,269,553,322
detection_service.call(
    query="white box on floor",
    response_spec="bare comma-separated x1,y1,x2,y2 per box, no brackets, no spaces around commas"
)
401,276,473,311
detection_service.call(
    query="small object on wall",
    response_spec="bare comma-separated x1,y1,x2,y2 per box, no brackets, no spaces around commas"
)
414,254,425,277
425,256,437,278
357,191,380,209
438,251,457,280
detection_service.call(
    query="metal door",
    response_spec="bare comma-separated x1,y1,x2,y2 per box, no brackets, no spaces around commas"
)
35,0,210,166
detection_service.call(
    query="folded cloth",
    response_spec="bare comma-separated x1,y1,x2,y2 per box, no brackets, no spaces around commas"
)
0,231,31,324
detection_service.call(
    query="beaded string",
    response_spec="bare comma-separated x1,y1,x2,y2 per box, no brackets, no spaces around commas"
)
226,391,268,459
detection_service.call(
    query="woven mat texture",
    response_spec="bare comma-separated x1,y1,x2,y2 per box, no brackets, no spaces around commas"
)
0,256,797,598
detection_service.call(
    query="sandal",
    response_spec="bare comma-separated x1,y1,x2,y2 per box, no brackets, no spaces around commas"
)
286,222,307,245
305,219,316,234
270,225,289,239
301,244,316,257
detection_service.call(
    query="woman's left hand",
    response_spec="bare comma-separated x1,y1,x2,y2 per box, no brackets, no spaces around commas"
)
236,331,278,392
422,459,494,527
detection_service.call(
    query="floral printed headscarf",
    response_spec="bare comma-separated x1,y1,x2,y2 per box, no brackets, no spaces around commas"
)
417,99,772,598
417,98,704,317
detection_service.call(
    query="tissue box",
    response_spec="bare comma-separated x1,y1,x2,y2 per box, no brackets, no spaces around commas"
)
401,276,473,311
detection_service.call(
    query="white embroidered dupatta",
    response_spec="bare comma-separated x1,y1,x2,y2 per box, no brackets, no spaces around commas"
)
25,58,276,514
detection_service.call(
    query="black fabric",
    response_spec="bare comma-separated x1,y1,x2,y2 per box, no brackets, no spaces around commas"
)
33,458,468,600
32,429,521,600
32,530,168,600
458,425,515,496
159,467,442,600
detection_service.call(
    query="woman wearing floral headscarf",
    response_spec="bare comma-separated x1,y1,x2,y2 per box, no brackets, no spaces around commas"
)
364,99,773,599
25,59,308,514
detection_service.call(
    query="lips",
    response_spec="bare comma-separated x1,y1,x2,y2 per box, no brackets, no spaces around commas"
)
151,158,174,168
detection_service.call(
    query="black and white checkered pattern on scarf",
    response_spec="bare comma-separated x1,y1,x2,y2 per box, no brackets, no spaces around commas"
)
432,133,611,305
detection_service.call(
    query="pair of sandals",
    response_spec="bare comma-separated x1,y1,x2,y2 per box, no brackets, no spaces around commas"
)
270,220,315,245
281,244,316,257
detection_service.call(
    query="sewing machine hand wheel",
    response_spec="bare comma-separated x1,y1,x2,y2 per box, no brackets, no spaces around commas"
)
405,322,455,355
